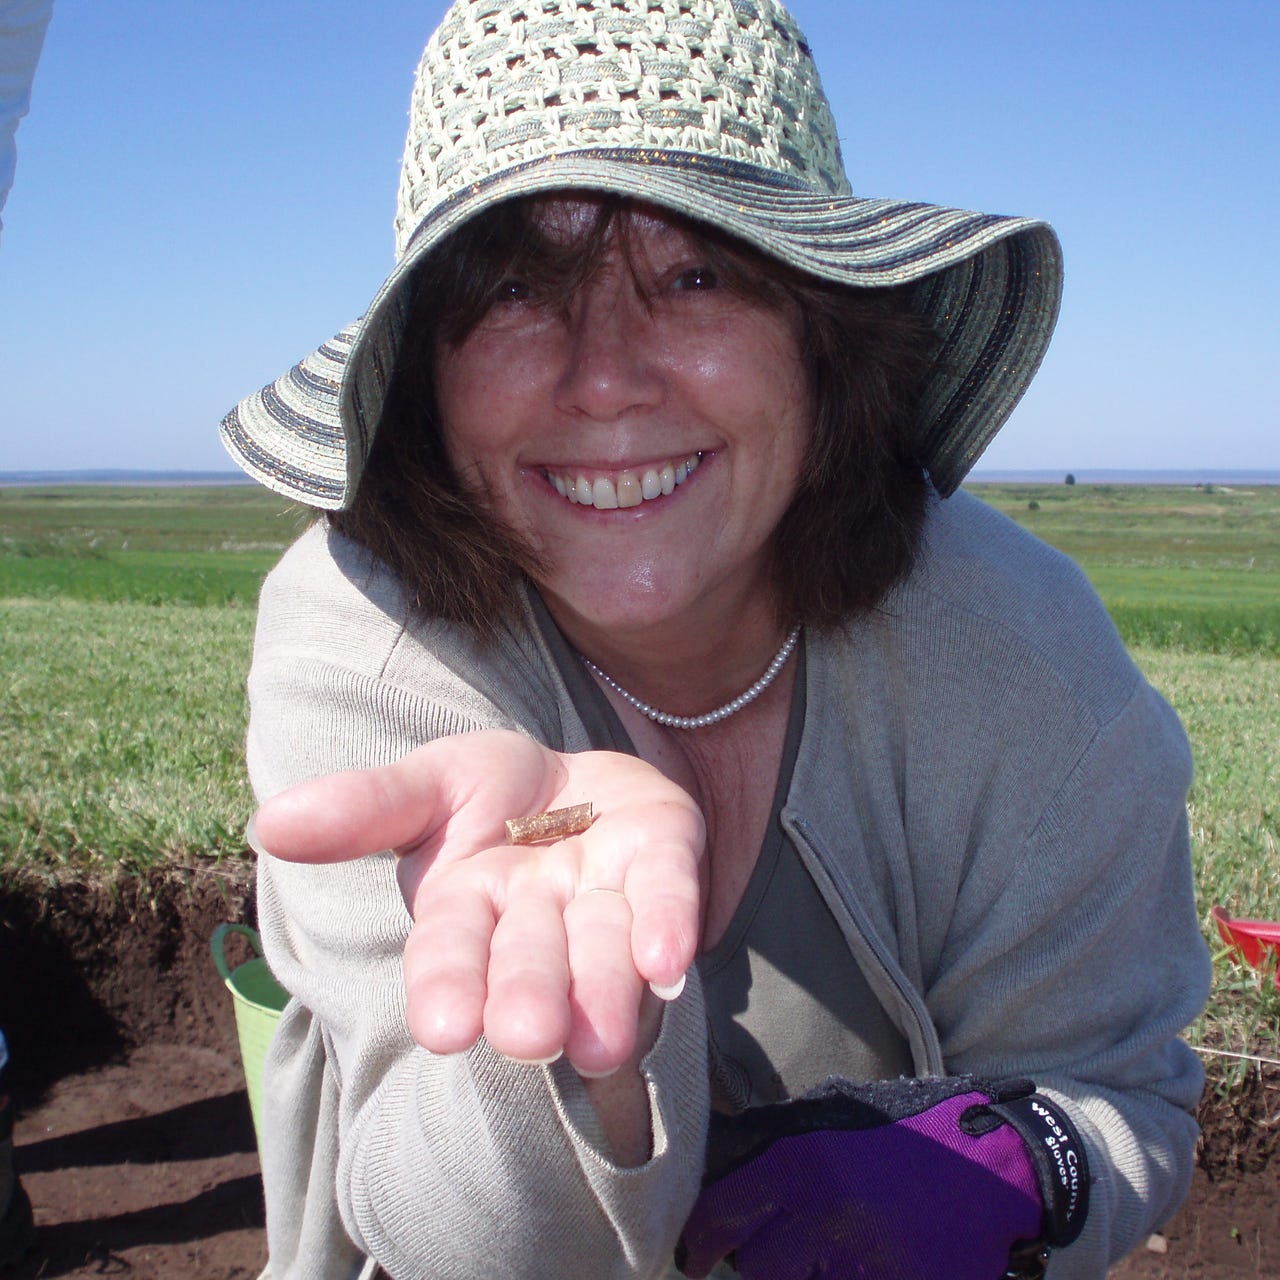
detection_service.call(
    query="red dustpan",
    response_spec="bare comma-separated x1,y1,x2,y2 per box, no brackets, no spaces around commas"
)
1211,905,1280,987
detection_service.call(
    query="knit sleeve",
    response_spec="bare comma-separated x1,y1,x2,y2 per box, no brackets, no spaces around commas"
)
246,532,709,1279
925,676,1210,1277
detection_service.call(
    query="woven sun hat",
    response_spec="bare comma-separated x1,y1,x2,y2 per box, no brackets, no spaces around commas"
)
221,0,1062,509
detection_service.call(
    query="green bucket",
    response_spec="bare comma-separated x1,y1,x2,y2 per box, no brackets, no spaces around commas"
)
211,923,289,1148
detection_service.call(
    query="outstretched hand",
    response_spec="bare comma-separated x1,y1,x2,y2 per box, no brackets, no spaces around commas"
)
249,730,705,1077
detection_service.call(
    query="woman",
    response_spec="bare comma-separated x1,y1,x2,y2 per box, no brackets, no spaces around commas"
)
223,2,1210,1277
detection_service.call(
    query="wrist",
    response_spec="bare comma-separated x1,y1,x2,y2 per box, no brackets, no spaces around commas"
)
982,1090,1091,1252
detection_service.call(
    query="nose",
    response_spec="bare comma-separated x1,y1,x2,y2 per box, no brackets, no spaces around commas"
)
552,274,664,422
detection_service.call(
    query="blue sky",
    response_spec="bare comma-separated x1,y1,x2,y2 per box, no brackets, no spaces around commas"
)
1,0,1276,474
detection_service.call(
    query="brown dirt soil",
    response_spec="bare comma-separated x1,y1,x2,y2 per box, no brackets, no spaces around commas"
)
1,866,1277,1279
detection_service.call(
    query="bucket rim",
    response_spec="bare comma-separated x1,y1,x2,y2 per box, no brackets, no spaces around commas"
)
211,922,264,982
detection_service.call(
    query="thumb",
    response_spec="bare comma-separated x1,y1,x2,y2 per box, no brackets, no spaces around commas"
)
247,754,454,864
246,730,553,865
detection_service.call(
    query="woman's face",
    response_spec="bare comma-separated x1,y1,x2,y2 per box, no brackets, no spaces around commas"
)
433,197,811,642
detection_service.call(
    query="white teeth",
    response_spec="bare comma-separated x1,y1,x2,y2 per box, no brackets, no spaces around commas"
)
549,454,701,511
616,472,643,508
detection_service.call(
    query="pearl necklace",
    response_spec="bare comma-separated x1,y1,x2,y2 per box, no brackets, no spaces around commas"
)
580,626,801,729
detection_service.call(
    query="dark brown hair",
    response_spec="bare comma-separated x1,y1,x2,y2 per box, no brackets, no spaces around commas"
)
330,196,935,636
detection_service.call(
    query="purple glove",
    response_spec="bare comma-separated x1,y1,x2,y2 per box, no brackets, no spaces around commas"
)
677,1076,1089,1280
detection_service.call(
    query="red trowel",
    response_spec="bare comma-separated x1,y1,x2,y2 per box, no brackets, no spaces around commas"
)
1210,905,1280,988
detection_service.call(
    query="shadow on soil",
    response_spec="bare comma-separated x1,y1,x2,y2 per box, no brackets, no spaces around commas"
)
2,861,1277,1277
18,1088,257,1172
0,863,256,1100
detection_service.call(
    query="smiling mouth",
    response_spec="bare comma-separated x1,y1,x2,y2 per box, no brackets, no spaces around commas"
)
544,453,702,510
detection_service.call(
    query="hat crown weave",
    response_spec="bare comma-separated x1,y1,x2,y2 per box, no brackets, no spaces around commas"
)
394,0,849,257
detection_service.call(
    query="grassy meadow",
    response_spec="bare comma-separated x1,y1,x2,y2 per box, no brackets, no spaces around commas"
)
2,480,1278,1060
978,481,1280,658
0,485,306,871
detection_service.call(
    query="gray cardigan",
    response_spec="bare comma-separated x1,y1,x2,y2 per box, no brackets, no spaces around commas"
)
247,490,1210,1279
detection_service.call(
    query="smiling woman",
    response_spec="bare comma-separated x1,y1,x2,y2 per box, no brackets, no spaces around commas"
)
218,2,1210,1279
335,194,935,643
437,202,809,662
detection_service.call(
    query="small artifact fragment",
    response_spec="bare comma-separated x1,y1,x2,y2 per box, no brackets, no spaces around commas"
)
505,802,594,846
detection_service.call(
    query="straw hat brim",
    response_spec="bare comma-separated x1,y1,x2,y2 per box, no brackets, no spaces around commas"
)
221,150,1061,509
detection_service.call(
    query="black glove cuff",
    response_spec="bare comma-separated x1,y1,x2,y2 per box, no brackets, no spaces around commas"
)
703,1075,1035,1185
986,1092,1091,1247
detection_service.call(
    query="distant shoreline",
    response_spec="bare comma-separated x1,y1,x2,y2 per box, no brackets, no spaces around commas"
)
3,468,1279,489
0,470,258,488
969,468,1280,486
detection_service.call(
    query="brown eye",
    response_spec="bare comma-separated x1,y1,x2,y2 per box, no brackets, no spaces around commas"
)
493,278,532,303
673,266,720,292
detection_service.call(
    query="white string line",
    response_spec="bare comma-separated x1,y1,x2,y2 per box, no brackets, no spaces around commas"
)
1192,1045,1280,1068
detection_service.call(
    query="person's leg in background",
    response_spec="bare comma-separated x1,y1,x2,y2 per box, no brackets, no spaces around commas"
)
0,1030,34,1264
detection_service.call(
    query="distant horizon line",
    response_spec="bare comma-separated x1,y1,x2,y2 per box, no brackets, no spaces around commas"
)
3,467,1279,488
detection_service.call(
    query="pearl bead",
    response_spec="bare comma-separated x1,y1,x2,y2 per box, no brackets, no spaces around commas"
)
580,627,801,730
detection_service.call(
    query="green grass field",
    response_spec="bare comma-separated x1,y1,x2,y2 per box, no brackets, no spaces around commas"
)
976,481,1280,657
0,484,307,605
2,481,1278,1061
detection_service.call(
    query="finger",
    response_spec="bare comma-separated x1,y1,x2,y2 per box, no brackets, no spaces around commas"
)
247,747,468,864
562,888,645,1075
402,873,497,1054
615,808,703,992
248,731,557,864
482,876,573,1064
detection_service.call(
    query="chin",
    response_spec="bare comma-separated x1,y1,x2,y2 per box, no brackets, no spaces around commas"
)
540,579,688,638
565,598,680,636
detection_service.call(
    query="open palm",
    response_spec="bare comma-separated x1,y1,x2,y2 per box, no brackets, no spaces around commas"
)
250,730,705,1076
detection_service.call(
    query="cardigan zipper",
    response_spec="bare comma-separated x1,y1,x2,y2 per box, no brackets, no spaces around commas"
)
785,813,945,1077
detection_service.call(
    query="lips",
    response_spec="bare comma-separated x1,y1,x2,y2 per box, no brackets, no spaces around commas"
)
544,452,703,510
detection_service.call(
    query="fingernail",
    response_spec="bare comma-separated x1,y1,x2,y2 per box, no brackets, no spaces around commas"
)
649,973,686,1002
576,1063,621,1079
515,1050,563,1067
245,815,269,857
